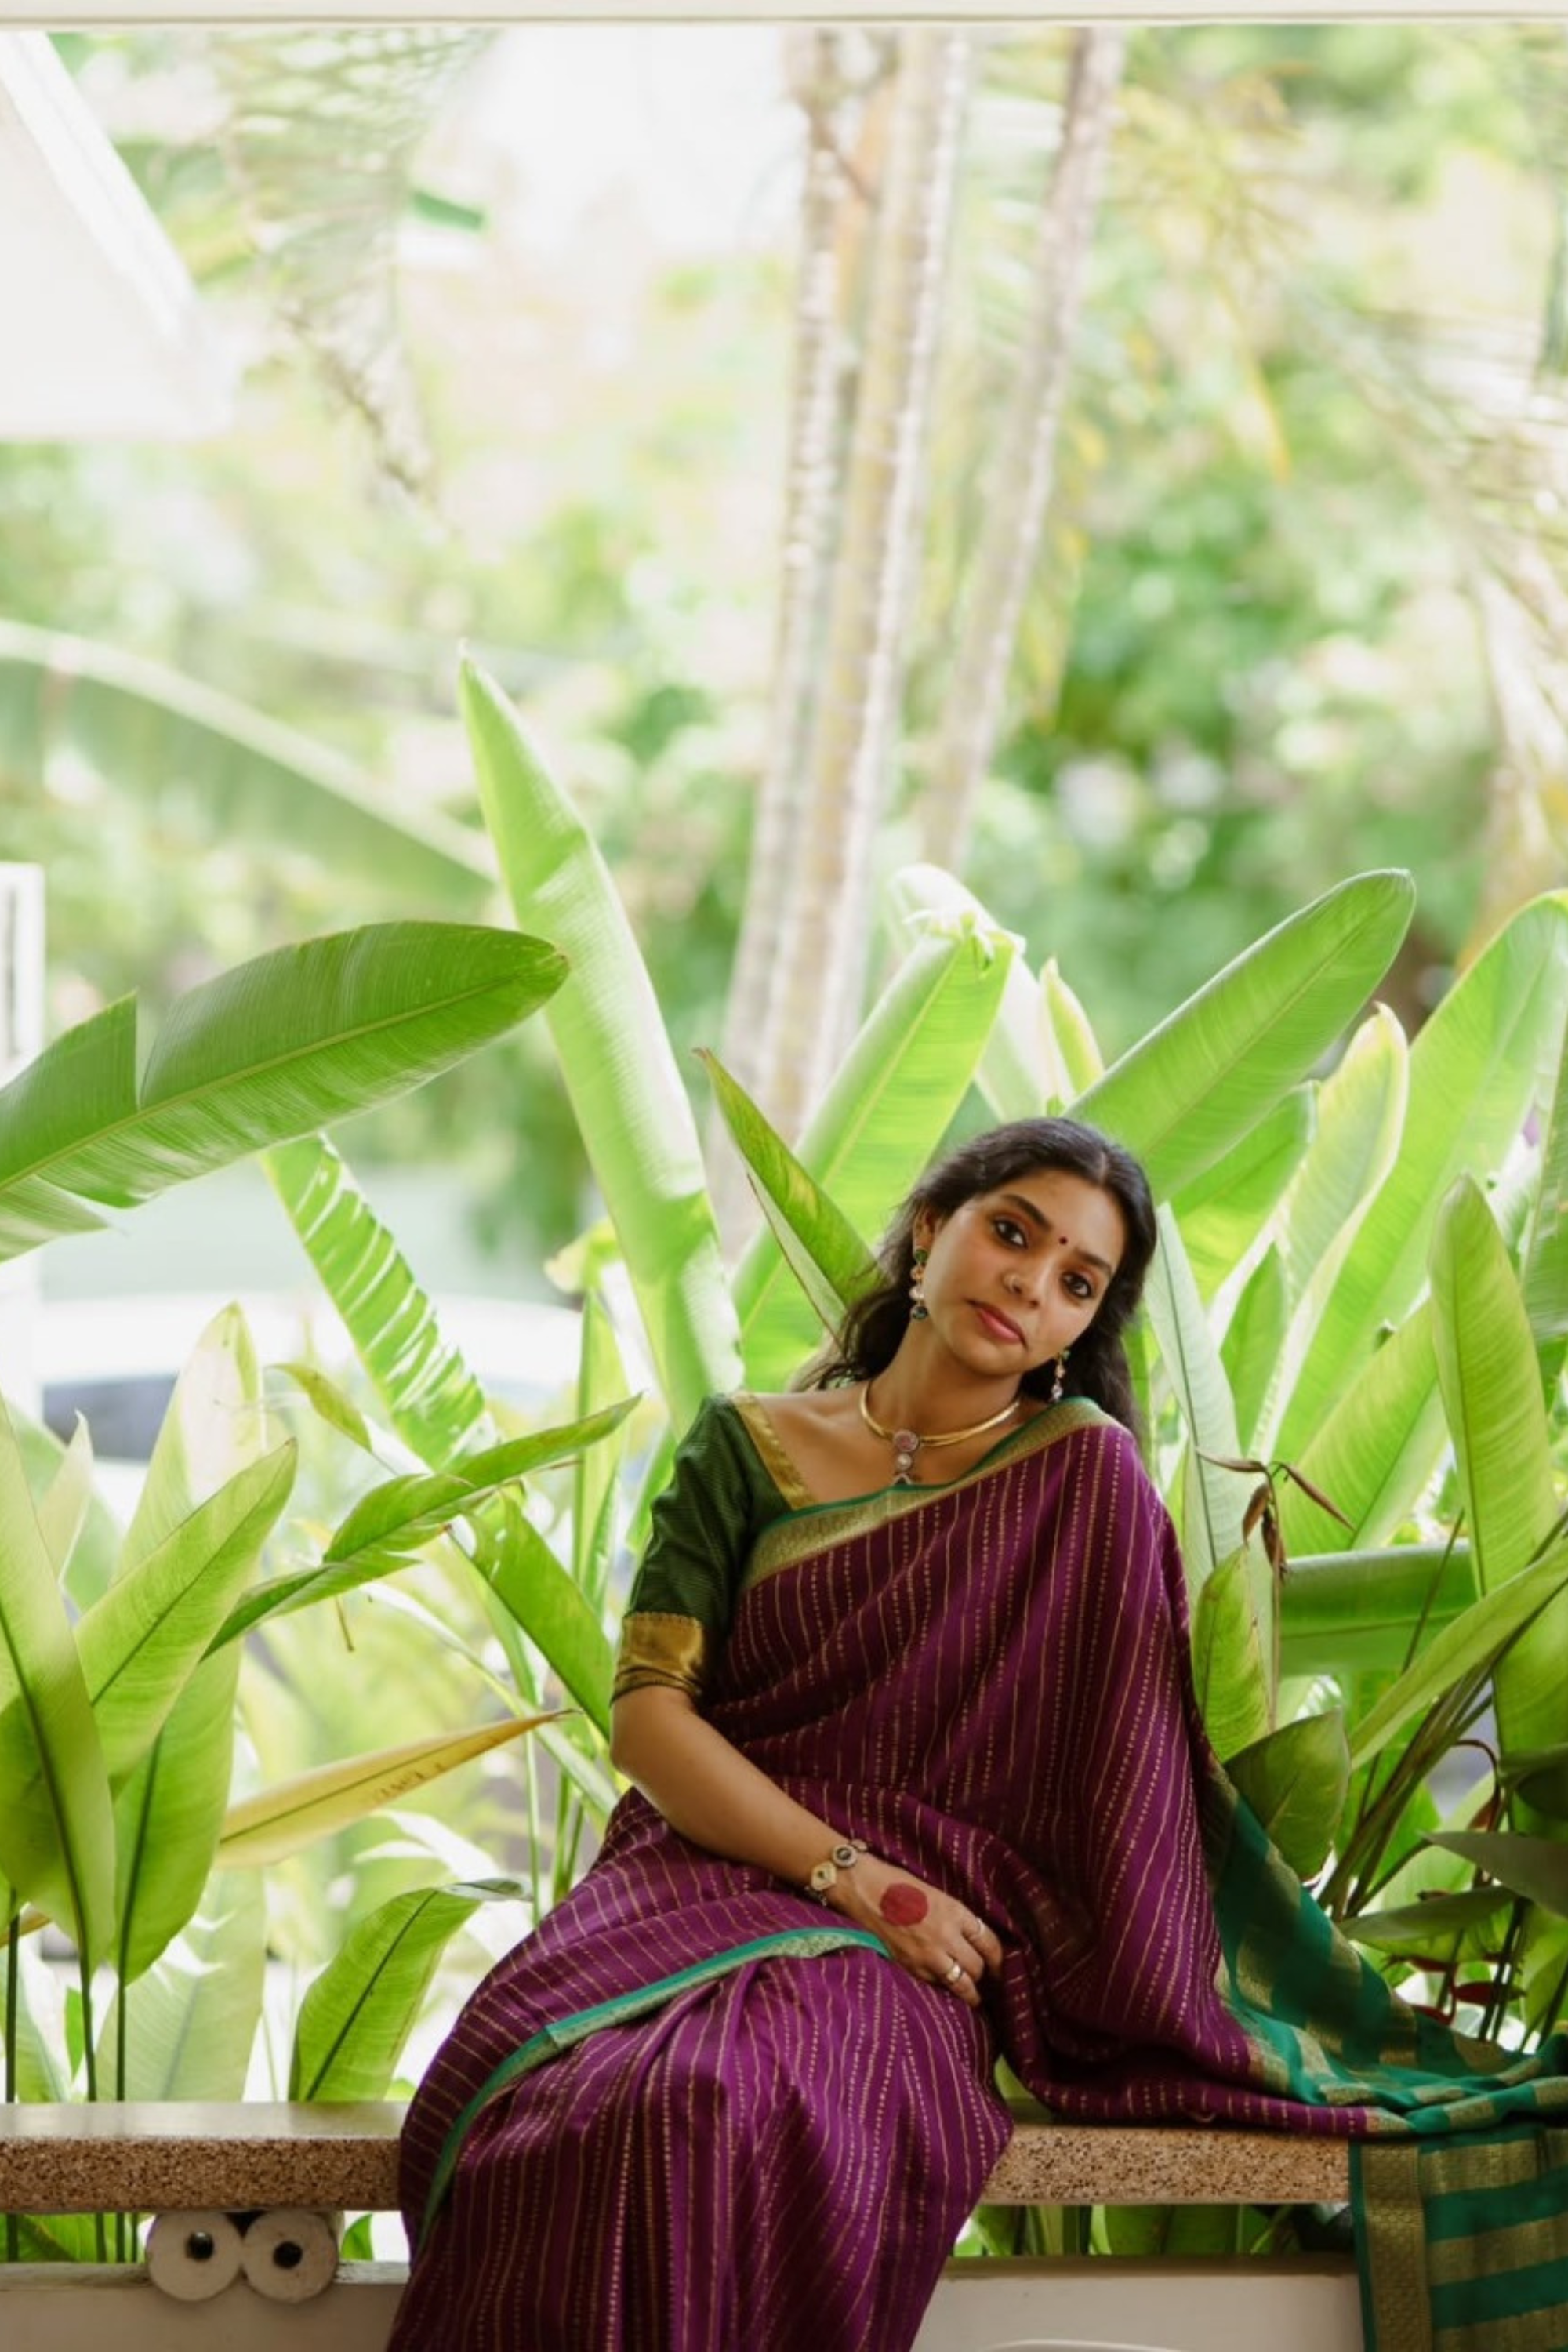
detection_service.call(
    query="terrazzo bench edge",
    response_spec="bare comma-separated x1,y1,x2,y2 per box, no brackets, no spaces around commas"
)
0,2096,1352,2218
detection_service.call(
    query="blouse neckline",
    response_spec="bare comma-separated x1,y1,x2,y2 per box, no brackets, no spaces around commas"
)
728,1388,1087,1515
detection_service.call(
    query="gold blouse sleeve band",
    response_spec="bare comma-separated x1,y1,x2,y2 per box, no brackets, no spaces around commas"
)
611,1610,712,1704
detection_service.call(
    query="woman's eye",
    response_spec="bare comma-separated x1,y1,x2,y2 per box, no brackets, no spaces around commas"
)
993,1218,1026,1247
1064,1272,1094,1301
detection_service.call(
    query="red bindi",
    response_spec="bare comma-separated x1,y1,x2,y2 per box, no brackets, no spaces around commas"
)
879,1883,929,1926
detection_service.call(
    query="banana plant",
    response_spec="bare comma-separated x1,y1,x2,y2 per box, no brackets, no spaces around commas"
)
0,906,574,2152
19,661,1551,2159
2,1306,568,2172
0,920,565,1262
0,619,495,913
288,1877,524,2102
460,657,742,1431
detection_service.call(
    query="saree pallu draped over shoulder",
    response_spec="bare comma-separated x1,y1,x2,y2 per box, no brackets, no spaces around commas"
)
390,1401,1568,2352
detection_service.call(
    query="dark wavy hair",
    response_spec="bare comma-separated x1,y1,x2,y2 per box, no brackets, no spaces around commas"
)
802,1116,1159,1432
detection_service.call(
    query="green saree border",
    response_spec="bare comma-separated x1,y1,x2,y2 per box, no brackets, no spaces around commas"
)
419,1924,890,2246
742,1396,1111,1592
1352,2124,1568,2352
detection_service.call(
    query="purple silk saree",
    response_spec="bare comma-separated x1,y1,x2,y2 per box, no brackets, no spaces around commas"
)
390,1399,1568,2352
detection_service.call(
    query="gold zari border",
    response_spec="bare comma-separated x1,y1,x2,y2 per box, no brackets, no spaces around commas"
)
611,1610,710,1702
743,1395,1109,1589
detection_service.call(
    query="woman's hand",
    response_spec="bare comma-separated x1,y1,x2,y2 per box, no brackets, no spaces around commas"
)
610,1692,1003,2005
827,1855,1003,2009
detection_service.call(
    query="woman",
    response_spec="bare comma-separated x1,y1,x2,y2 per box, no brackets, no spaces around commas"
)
391,1116,1567,2352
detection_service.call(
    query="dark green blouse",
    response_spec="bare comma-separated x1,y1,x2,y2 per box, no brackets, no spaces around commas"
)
611,1394,804,1704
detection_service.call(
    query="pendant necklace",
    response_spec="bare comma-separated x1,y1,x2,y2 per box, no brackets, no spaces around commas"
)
858,1380,1022,1486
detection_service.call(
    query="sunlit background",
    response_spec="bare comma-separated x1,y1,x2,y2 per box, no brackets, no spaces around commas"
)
11,23,1567,1352
3,23,1566,2158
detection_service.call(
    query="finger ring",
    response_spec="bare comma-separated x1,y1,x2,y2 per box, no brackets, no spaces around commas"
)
944,1958,964,1984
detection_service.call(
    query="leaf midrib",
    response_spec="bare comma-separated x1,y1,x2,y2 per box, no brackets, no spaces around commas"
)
2,966,539,1203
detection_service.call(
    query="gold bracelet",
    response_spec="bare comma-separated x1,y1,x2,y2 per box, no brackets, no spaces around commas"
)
804,1838,868,1900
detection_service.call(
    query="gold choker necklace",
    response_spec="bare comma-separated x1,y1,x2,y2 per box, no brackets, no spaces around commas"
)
858,1381,1022,1486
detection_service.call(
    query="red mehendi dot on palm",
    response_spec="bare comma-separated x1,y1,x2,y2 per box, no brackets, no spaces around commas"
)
880,1883,929,1926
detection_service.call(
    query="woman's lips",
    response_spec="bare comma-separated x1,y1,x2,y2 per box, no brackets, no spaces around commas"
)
973,1302,1024,1344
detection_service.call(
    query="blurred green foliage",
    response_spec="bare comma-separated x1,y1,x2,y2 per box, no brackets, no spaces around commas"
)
5,23,1566,1252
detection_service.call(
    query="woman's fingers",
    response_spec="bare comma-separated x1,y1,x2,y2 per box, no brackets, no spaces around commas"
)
935,1951,981,2005
959,1913,1003,1965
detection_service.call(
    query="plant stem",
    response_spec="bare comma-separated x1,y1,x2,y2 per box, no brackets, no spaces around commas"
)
1530,1949,1568,2052
5,1916,17,2263
77,1960,107,2263
114,1984,129,2263
524,1738,543,1923
556,1784,586,1912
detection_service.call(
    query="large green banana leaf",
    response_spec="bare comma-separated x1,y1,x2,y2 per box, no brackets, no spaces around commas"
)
1171,1087,1312,1302
100,1875,267,2099
1276,1304,1446,1559
289,1878,521,2100
0,1402,115,1963
1522,1010,1568,1375
731,916,1015,1390
5,1410,120,1609
460,659,740,1429
32,1421,97,1598
1143,1208,1247,1590
1218,1247,1287,1454
699,1047,879,1341
74,1445,295,1787
1253,1007,1409,1465
216,1713,554,1869
1039,957,1105,1102
212,1400,635,1653
121,1304,272,1575
572,1288,632,1617
264,1132,490,1468
882,864,1040,1120
1225,1711,1350,1879
0,923,566,1262
477,1495,619,1737
1430,1177,1568,1766
1192,1547,1273,1760
1276,891,1568,1455
1346,1534,1568,1770
106,1308,283,1985
1072,870,1414,1198
1425,1831,1568,1918
1279,1544,1475,1682
114,1651,245,1985
0,1940,71,2100
1272,1007,1408,1311
0,619,495,909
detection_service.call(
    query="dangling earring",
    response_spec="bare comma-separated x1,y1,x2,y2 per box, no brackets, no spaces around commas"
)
909,1247,930,1321
1049,1348,1069,1403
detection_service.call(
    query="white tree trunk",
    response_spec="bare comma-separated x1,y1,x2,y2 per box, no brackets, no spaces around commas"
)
918,27,1126,868
711,32,861,1244
753,27,971,1144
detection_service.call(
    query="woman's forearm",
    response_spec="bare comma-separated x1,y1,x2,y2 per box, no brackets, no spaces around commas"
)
609,1687,844,1890
608,1686,1004,2004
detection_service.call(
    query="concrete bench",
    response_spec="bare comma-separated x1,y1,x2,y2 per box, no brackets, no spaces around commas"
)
0,2100,1360,2352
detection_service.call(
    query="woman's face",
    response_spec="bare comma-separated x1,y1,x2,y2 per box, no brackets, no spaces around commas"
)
916,1167,1127,1378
